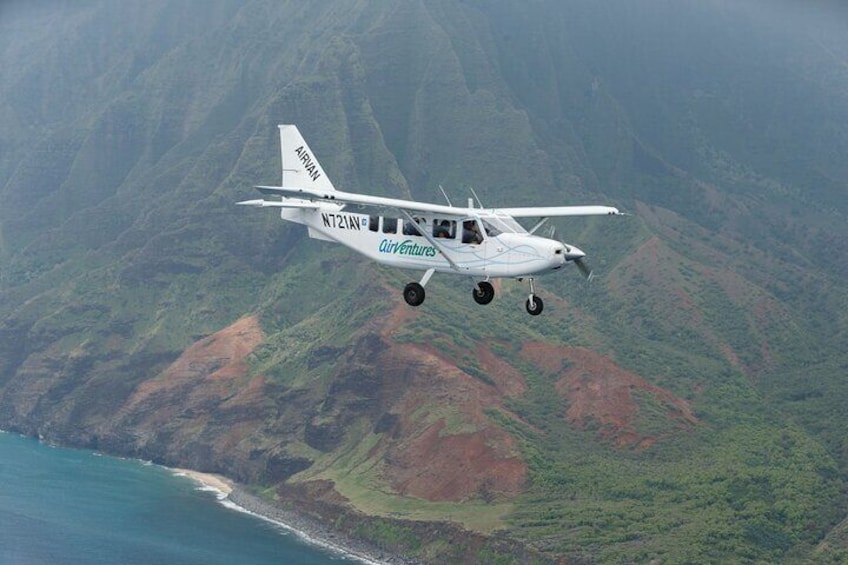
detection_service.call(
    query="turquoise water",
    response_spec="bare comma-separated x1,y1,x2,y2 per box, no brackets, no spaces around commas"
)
0,432,357,564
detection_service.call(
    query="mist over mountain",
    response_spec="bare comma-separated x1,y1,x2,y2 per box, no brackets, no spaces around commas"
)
1,1,847,562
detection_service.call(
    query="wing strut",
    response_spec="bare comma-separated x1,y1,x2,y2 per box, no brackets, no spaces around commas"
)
396,209,463,272
528,217,550,235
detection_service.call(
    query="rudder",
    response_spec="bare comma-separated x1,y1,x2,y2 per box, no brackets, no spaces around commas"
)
278,124,336,191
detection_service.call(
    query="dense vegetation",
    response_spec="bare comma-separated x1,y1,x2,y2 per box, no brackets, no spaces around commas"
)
1,1,847,562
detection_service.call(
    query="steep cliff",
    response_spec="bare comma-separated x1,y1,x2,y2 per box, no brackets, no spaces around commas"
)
2,1,848,562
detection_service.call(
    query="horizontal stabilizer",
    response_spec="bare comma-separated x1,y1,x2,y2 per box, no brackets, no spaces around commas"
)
236,198,321,209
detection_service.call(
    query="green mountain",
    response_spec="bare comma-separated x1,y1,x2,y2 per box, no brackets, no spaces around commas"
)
2,1,847,562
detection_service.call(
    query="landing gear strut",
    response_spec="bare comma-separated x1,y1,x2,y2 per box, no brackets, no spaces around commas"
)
472,281,495,305
525,278,543,316
403,269,434,307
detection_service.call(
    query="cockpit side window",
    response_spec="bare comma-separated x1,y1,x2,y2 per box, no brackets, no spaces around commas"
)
462,219,484,244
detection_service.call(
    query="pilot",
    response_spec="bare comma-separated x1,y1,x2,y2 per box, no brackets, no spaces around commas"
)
463,220,483,244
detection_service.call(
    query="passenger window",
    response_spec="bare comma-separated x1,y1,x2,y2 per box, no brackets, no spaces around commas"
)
382,217,398,234
402,217,424,236
433,219,455,239
369,215,379,231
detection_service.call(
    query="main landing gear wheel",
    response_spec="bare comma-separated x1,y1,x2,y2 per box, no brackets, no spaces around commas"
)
472,281,495,305
403,282,425,307
525,295,544,316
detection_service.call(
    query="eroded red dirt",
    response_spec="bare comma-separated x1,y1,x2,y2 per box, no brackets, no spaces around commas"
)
118,315,267,453
475,342,527,397
381,343,527,500
367,303,528,502
522,342,698,448
387,417,526,501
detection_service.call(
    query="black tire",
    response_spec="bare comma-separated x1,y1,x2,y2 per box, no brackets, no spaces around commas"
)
403,282,425,307
525,295,544,316
472,281,495,305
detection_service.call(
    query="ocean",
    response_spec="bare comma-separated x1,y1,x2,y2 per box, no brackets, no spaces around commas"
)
0,431,361,565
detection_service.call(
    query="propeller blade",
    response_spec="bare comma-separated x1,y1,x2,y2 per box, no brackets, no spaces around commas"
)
575,257,594,282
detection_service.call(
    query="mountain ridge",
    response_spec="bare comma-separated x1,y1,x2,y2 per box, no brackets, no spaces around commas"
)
2,1,847,562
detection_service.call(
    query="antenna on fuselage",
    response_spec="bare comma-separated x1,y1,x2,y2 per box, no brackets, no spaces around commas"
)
438,185,453,207
469,186,485,209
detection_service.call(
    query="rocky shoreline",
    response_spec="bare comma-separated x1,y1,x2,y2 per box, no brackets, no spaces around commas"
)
226,486,423,565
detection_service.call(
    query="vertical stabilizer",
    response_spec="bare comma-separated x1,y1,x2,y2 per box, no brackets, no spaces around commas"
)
279,124,336,191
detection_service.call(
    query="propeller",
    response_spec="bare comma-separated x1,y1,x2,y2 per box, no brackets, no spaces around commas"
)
574,256,594,282
562,241,594,282
550,226,594,281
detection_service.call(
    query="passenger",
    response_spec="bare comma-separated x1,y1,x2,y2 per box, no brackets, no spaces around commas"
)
403,220,420,236
434,220,451,238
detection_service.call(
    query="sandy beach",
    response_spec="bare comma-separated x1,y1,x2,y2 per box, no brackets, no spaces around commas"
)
172,468,234,496
170,467,419,565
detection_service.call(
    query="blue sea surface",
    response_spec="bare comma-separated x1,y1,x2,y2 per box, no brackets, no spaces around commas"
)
0,432,358,564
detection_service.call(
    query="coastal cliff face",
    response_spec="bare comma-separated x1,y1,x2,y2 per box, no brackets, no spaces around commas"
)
2,1,848,562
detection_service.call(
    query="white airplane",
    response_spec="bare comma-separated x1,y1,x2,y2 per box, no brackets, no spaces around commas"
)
238,125,622,315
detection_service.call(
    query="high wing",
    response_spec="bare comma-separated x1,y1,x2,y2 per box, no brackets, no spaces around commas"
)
250,185,464,215
245,185,621,217
493,205,621,217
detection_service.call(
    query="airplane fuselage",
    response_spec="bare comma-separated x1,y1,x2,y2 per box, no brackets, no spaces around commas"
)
282,206,568,278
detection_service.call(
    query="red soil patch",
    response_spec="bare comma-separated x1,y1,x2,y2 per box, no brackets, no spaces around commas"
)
522,343,697,448
475,343,527,397
365,305,528,501
121,315,265,426
388,418,526,501
379,342,527,501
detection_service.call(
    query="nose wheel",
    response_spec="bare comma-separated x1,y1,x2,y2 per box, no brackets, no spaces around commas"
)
525,295,544,315
525,277,543,316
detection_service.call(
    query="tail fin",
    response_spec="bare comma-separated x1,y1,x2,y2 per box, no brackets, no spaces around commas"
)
278,124,336,191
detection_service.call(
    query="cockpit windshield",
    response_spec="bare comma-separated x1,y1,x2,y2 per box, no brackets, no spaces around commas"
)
483,215,527,234
482,220,501,237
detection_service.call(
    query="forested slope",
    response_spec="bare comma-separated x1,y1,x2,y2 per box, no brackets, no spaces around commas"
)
1,1,847,562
